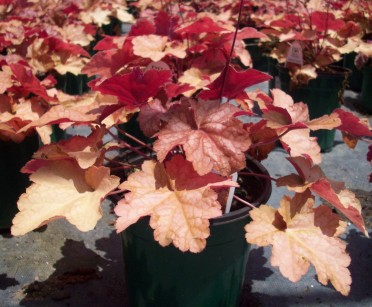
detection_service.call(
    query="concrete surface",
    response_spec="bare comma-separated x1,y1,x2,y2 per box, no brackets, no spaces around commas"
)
1,82,371,307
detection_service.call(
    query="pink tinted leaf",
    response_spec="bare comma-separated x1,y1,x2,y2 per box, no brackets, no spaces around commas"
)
176,17,228,36
154,99,251,176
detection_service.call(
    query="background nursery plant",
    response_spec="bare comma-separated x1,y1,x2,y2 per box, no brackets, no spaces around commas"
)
6,0,372,301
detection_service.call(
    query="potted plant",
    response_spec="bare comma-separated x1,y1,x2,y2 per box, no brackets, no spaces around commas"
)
256,0,366,151
7,1,372,306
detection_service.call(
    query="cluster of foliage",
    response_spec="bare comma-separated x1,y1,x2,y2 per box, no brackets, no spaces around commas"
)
246,0,371,85
0,0,133,143
2,0,372,297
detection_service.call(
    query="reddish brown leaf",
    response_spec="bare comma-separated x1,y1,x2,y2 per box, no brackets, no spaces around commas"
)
198,65,272,100
93,68,172,109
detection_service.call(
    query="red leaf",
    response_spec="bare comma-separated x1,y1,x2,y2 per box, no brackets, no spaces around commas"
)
9,63,54,102
93,68,171,109
333,109,372,137
128,19,156,36
155,10,179,38
198,65,272,100
93,35,125,50
82,48,134,77
46,37,90,58
164,83,194,99
176,17,228,36
311,179,367,236
310,11,345,32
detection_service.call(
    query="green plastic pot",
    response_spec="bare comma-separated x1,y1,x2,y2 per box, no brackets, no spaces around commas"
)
360,65,372,112
267,57,278,90
343,52,363,92
244,39,268,72
277,65,350,152
56,72,89,96
0,134,39,230
121,158,272,307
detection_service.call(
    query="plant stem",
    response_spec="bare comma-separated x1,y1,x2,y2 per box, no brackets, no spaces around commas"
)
218,0,244,101
105,128,154,161
249,128,303,148
233,195,256,209
115,124,154,152
238,171,278,182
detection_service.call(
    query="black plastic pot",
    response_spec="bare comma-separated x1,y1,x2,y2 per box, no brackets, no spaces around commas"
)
121,158,272,307
0,134,39,230
277,65,350,152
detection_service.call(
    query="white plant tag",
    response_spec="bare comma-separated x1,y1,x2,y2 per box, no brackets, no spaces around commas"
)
145,61,171,72
225,172,238,214
286,41,303,66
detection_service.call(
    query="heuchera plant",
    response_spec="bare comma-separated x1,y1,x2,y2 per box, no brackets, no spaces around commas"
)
7,0,372,296
256,0,368,85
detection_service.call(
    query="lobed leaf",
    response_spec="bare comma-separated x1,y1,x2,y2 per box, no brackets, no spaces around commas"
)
11,161,120,235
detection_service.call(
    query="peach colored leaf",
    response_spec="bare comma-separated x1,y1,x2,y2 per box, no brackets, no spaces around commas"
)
306,113,341,131
18,92,101,135
25,127,105,171
154,99,251,176
245,195,351,296
0,69,12,94
280,129,321,164
115,155,229,252
11,161,120,235
132,35,186,62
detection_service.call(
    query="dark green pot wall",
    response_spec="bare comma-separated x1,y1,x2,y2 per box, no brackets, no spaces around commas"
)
121,158,272,307
278,65,349,152
267,57,278,90
122,211,251,307
56,72,89,96
343,52,363,92
0,135,39,230
360,65,372,112
244,39,268,72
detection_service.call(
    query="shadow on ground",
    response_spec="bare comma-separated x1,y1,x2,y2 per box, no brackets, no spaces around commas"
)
19,232,126,307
